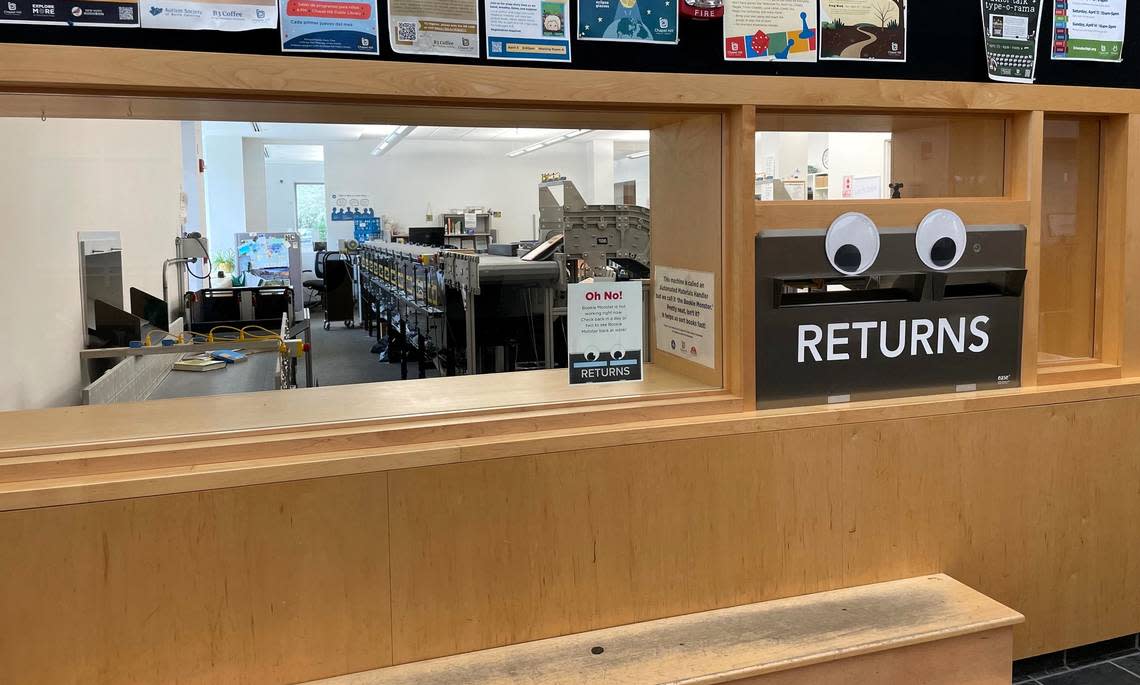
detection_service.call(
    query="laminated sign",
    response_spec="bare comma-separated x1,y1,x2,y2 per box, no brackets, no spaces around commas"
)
981,0,1044,83
568,281,643,384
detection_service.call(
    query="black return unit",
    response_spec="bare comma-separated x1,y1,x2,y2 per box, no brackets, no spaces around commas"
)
755,222,1027,408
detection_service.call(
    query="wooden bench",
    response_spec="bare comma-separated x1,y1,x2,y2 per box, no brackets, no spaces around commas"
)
309,574,1023,685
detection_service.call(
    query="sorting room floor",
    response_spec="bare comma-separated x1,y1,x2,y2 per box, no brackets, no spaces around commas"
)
1015,635,1140,684
309,309,439,387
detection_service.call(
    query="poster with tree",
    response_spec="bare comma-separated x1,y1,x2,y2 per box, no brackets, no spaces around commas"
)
820,0,906,61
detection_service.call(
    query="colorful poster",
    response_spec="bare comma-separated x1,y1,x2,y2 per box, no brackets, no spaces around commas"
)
486,0,572,61
981,0,1044,83
1052,0,1125,62
141,0,276,30
819,0,905,61
724,0,817,62
0,0,138,25
568,281,644,384
389,0,479,57
329,193,375,221
280,0,379,54
577,0,678,44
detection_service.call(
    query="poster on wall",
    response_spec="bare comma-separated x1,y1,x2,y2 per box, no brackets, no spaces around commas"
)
1052,0,1125,62
568,281,643,385
819,0,905,61
577,0,678,44
279,0,379,54
330,194,376,222
389,0,479,57
981,0,1044,83
0,0,139,25
140,0,276,30
485,0,572,61
653,266,715,369
724,0,817,62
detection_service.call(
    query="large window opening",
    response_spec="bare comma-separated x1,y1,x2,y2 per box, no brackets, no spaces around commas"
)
0,113,725,439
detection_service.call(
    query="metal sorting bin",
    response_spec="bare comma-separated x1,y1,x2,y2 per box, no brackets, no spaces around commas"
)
755,224,1027,407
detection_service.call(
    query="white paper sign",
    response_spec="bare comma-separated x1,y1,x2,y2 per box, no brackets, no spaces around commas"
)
568,281,643,384
654,266,715,369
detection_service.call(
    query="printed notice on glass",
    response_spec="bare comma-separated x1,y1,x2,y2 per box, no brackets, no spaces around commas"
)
820,0,906,61
981,0,1044,83
654,266,715,369
280,0,380,54
486,0,572,61
577,0,678,44
724,0,817,62
1052,0,1125,62
568,281,643,385
141,0,276,30
389,0,479,57
0,0,139,25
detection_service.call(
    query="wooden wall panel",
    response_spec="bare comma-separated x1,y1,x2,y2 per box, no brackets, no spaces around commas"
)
650,114,724,387
388,396,1140,665
0,473,393,685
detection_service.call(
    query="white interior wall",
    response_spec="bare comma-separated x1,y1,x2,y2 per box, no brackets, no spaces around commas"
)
242,139,268,232
0,118,184,411
265,161,326,234
323,138,596,244
613,156,650,207
202,134,246,259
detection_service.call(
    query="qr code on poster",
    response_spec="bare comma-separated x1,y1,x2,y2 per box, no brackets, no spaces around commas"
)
119,5,134,20
396,21,417,43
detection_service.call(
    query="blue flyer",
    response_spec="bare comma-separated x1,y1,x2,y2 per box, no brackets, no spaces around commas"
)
578,0,677,44
486,0,572,61
279,0,380,54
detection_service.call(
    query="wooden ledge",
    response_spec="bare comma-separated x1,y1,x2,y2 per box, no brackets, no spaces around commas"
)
2,377,1140,511
306,575,1023,685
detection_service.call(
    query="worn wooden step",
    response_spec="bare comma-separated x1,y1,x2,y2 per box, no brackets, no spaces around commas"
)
308,574,1024,685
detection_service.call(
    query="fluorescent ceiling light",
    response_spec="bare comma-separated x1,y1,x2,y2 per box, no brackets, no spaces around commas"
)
371,125,416,156
505,129,592,157
626,150,650,159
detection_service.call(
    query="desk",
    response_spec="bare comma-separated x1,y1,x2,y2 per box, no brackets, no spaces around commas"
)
445,233,493,251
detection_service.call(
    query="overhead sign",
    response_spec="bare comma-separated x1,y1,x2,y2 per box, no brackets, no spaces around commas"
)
981,0,1044,83
568,281,643,384
389,0,479,57
1051,0,1125,62
0,0,139,25
141,0,276,30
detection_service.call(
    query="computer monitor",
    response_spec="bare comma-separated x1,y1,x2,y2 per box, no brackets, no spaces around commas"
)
408,226,445,247
234,232,303,314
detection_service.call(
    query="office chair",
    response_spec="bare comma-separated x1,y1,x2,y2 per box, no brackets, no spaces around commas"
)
303,250,330,310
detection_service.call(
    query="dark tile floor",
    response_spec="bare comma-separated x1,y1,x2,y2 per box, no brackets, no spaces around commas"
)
1015,635,1140,684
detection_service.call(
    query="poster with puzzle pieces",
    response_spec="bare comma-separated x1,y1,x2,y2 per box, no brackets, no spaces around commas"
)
724,0,817,62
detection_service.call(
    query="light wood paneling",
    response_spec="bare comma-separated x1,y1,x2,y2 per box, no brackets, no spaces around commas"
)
651,114,724,386
1037,117,1101,361
889,117,1007,198
1121,115,1140,376
1010,112,1045,386
0,473,393,685
726,105,757,401
741,631,1013,685
312,575,1020,685
7,43,1140,114
755,198,1030,231
387,394,1140,664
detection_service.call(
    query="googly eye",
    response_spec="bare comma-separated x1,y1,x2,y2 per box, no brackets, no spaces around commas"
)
916,209,967,271
584,348,600,362
611,348,626,360
826,212,880,276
